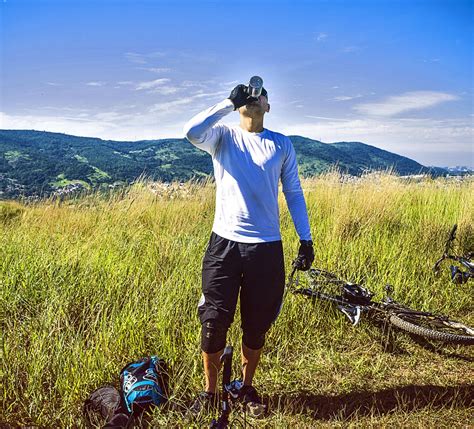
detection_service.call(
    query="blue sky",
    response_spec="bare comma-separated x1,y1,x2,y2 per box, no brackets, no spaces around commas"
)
1,0,472,167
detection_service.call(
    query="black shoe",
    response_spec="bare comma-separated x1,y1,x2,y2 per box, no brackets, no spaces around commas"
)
186,391,219,420
238,385,267,418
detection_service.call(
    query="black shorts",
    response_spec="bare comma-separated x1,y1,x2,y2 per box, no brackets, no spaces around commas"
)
198,232,285,335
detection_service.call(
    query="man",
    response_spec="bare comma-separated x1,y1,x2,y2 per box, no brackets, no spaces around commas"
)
183,82,314,418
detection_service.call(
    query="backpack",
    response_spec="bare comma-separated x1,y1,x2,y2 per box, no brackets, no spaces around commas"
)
83,385,131,428
119,356,168,415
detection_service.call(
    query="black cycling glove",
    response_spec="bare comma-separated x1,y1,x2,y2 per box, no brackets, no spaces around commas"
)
228,84,257,110
292,240,315,271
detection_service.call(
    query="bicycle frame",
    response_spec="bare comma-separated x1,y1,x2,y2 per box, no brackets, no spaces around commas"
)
210,346,233,429
289,268,446,326
209,346,247,429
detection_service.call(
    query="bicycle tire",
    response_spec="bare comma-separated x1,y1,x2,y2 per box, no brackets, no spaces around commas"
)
389,313,474,345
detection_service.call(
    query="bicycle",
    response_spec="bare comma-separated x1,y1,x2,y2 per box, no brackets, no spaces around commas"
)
287,267,474,345
210,345,246,429
433,224,473,284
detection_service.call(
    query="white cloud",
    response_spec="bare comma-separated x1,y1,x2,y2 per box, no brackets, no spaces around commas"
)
93,111,134,122
0,89,229,141
124,52,147,64
114,78,224,96
147,86,180,95
148,86,180,95
135,78,171,90
0,109,185,141
0,111,112,137
117,78,182,93
305,115,349,121
41,106,90,113
316,32,328,42
333,94,362,101
280,116,473,165
193,90,228,99
46,82,62,86
86,81,105,87
149,90,228,113
124,51,166,64
140,67,172,73
354,91,459,116
149,98,197,113
181,80,216,88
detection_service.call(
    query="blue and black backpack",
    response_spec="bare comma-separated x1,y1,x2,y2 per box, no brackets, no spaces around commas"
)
119,356,169,415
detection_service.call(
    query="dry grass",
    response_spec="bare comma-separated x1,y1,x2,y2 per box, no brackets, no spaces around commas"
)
1,173,473,428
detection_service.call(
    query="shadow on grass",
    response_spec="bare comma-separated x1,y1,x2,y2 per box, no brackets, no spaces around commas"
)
265,384,474,420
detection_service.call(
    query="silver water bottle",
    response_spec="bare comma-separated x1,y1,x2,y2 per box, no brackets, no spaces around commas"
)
247,75,263,98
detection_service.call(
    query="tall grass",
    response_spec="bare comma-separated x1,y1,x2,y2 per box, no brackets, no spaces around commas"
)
1,173,473,427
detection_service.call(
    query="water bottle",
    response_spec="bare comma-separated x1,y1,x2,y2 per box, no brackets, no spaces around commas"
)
247,76,263,98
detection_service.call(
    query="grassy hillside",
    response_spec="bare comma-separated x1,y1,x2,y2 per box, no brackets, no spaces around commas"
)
290,136,435,176
0,130,212,199
1,173,473,427
0,129,446,199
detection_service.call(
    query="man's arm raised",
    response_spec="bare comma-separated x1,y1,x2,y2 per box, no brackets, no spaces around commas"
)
183,84,257,156
182,99,234,156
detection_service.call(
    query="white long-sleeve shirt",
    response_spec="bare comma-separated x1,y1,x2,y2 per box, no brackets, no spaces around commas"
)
183,98,312,243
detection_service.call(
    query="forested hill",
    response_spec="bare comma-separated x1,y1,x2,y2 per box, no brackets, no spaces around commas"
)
0,129,444,199
289,136,435,177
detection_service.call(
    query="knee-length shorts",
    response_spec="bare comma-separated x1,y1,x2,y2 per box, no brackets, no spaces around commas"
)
198,232,286,342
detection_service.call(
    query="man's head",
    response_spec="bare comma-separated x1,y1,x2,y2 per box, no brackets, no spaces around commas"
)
238,87,270,118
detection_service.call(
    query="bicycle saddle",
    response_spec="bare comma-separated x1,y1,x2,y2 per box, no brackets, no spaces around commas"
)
342,283,373,304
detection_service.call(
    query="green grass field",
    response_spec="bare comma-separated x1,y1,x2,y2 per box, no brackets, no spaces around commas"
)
1,173,473,428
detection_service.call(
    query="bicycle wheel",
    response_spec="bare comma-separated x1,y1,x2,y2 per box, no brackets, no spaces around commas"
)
389,313,474,345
